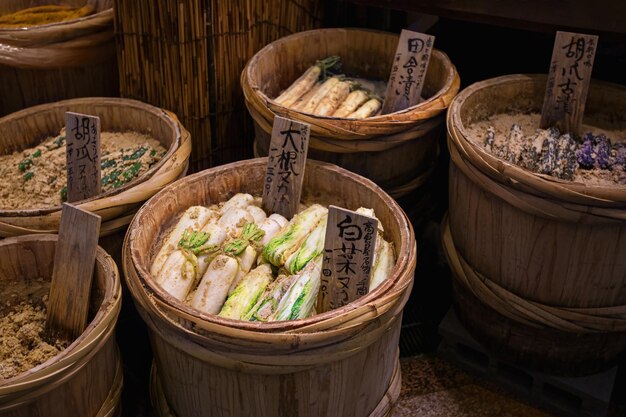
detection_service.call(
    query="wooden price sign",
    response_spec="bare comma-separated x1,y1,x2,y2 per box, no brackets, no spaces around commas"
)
46,203,101,341
317,206,379,313
261,115,310,219
540,31,598,136
381,29,435,115
65,112,101,203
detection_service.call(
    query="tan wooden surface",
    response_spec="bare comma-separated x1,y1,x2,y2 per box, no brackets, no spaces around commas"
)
46,204,101,341
382,29,435,114
540,31,598,135
65,112,102,203
261,116,310,219
319,205,378,313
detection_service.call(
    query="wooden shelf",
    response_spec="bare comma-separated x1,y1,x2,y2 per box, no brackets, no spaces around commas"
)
346,1,626,36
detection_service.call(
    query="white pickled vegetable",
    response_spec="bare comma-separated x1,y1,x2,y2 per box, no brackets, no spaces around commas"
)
284,215,327,274
218,207,254,236
270,256,322,321
262,204,327,267
268,213,288,228
220,193,255,214
219,264,273,320
258,218,282,246
227,245,257,295
370,239,395,291
246,205,267,224
189,255,239,314
156,250,197,301
151,206,216,277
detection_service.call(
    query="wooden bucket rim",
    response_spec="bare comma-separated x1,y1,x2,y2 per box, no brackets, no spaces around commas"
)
448,73,626,204
245,27,458,121
0,97,183,217
0,3,112,33
128,157,416,333
0,234,121,390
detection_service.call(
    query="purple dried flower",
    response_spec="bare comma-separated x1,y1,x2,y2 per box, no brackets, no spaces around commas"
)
576,132,595,169
594,134,612,169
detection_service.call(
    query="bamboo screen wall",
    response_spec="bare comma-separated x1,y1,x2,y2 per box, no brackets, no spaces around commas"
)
114,0,322,171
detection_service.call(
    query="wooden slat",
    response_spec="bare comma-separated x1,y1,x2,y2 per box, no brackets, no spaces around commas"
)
262,116,310,219
317,205,378,313
65,111,101,203
540,31,598,136
382,29,435,114
46,203,101,341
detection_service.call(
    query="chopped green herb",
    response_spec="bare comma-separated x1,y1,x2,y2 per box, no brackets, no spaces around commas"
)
101,158,117,169
18,158,33,172
122,162,142,181
23,172,34,181
101,170,122,186
123,147,147,161
32,149,42,158
48,135,65,150
150,149,157,157
60,187,67,202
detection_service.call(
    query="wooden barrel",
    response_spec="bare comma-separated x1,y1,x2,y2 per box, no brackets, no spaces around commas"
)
0,234,122,416
242,28,460,196
0,0,118,116
446,74,626,375
123,158,416,417
0,97,191,238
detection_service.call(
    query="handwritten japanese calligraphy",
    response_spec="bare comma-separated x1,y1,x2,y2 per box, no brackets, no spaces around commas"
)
317,206,379,313
382,29,435,115
65,112,101,203
540,31,598,136
262,116,310,219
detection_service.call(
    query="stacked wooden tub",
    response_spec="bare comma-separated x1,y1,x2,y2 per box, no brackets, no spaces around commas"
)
123,158,416,417
0,0,118,116
0,97,191,239
242,28,460,201
0,235,122,416
445,74,626,375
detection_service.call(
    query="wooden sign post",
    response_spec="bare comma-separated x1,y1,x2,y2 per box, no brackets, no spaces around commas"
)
540,31,598,136
65,112,101,203
46,203,101,341
317,206,379,313
261,116,311,219
381,29,435,115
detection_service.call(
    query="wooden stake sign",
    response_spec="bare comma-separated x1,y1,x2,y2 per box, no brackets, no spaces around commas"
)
46,203,101,341
261,116,310,219
65,111,101,203
317,206,379,313
381,29,435,115
540,31,598,136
